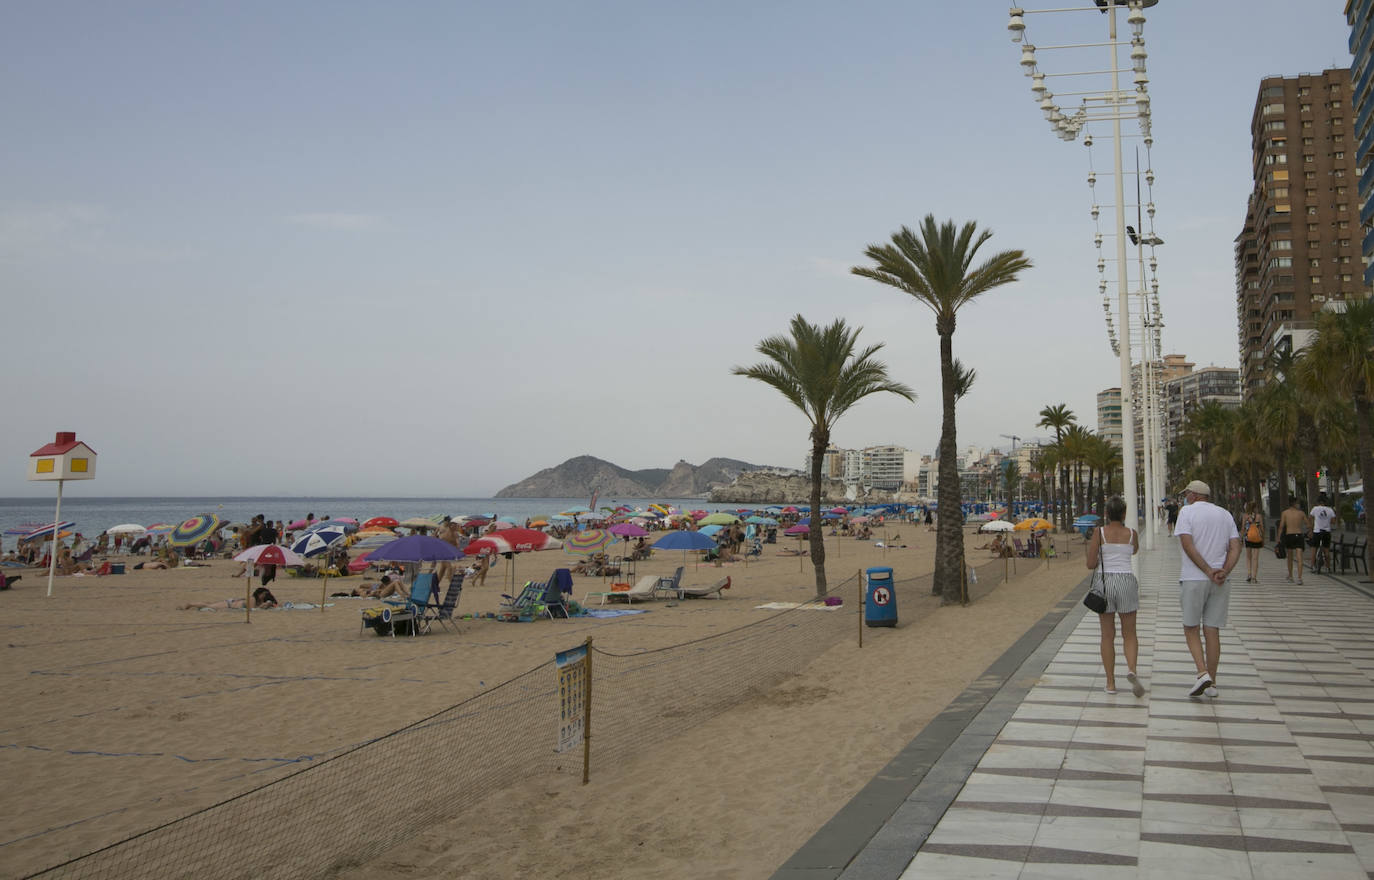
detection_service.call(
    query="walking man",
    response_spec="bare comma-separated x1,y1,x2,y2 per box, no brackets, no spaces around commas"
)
1174,480,1241,699
1277,497,1309,584
1308,493,1336,573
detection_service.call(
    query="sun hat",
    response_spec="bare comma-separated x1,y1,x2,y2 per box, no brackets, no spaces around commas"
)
1184,480,1211,496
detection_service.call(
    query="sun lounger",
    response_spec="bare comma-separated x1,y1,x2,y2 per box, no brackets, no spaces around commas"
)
584,575,660,605
678,576,730,599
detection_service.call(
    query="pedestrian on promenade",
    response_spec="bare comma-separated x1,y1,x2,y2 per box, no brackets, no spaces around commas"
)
1175,480,1241,699
1309,493,1336,573
1085,495,1144,697
1277,497,1308,585
1241,501,1265,583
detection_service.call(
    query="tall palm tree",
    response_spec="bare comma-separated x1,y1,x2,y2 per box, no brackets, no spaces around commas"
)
1301,297,1374,565
853,216,1030,603
733,315,915,598
1257,349,1301,510
1061,424,1093,517
1038,404,1077,530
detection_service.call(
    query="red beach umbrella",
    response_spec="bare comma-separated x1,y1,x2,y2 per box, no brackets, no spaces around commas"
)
234,544,305,567
363,516,399,530
462,528,563,589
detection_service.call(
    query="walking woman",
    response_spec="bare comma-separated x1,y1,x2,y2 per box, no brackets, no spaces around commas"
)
1085,495,1145,696
1241,501,1265,583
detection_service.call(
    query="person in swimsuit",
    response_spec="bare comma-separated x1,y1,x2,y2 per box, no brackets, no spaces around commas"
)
1276,496,1309,584
179,587,278,611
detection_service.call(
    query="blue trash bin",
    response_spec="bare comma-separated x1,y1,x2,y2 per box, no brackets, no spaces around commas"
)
864,566,896,627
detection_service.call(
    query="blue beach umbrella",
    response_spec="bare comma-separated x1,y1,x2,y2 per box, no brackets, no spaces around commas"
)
652,528,717,567
292,526,351,558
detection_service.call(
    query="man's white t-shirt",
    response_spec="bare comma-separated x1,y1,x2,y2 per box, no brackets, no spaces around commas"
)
1310,505,1336,533
1175,499,1240,581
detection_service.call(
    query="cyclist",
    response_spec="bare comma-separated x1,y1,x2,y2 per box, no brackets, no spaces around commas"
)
1309,493,1336,574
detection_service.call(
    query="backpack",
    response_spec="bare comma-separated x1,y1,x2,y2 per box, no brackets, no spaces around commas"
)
1246,521,1262,543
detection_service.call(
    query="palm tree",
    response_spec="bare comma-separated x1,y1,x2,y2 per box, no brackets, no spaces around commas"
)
733,315,915,598
1037,404,1077,530
1003,461,1021,515
1301,297,1374,566
853,216,1030,603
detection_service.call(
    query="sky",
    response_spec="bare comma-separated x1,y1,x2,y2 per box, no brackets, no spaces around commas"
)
0,2,1355,498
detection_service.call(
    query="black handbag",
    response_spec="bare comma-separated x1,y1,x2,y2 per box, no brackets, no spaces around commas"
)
1275,542,1286,559
1083,528,1108,614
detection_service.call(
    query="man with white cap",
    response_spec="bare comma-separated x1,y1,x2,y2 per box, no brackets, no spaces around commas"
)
1174,480,1241,699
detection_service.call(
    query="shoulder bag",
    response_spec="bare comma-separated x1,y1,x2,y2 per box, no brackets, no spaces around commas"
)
1083,527,1108,614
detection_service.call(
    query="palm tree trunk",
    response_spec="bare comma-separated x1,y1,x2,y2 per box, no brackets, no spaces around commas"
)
809,428,829,599
1298,411,1319,506
1276,445,1290,514
935,324,963,603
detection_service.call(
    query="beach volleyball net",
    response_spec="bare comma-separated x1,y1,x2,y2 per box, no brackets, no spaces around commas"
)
26,556,1049,880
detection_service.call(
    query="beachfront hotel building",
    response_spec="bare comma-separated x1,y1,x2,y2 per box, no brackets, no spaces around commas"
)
1096,388,1124,449
1348,0,1374,283
1236,68,1361,397
806,444,918,492
1164,365,1242,454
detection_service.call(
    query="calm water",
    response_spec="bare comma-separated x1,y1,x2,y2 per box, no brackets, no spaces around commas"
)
0,496,725,539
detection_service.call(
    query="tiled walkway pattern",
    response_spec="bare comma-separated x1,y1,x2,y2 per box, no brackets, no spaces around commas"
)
903,539,1374,879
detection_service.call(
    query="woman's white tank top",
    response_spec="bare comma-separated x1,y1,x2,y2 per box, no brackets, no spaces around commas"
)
1099,527,1135,574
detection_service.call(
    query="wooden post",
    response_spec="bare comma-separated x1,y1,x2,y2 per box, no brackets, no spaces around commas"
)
858,568,863,648
582,636,593,786
321,573,328,612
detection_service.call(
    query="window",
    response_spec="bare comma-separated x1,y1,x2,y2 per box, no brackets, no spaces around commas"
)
1265,120,1287,132
1301,103,1312,113
1332,100,1343,109
1306,188,1318,198
1308,206,1319,215
1308,223,1318,232
1342,255,1352,263
1339,203,1348,211
1343,273,1353,281
1310,258,1321,268
1298,86,1311,96
1306,171,1316,179
1304,120,1314,129
1269,257,1292,268
1311,275,1322,283
1338,186,1348,196
1304,154,1315,163
1340,220,1351,228
1270,239,1292,250
1340,239,1350,247
1303,137,1314,145
1335,151,1345,159
1268,85,1287,97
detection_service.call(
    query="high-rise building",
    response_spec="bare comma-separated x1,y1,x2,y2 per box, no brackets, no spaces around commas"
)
1096,387,1123,448
1165,366,1242,453
1236,69,1361,398
1347,1,1374,283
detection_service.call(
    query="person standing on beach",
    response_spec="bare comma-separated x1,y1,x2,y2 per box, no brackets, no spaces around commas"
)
1276,497,1309,584
1175,480,1241,699
435,516,460,584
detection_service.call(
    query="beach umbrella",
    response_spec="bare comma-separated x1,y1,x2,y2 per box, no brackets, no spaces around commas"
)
698,524,726,536
699,513,740,526
608,523,648,538
235,544,305,567
463,528,562,588
982,520,1015,533
745,515,776,525
169,514,222,548
347,551,373,573
291,526,350,558
286,519,314,531
351,532,397,551
784,524,809,536
399,517,436,530
652,529,716,567
850,516,870,524
1014,518,1053,531
19,521,76,540
781,506,799,514
564,529,613,555
367,535,465,563
107,523,147,536
829,507,848,514
362,516,399,530
305,519,357,533
146,522,175,535
357,526,396,536
648,503,673,516
528,518,550,528
560,506,592,516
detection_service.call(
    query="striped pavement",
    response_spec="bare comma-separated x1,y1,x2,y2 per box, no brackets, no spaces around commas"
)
896,535,1374,879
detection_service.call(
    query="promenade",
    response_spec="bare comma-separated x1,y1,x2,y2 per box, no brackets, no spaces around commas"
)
777,533,1374,879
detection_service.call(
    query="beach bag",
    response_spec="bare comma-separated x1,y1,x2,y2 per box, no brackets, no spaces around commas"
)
1274,543,1286,559
1246,522,1262,543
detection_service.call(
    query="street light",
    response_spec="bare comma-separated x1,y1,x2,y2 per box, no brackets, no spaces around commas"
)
1005,0,1165,538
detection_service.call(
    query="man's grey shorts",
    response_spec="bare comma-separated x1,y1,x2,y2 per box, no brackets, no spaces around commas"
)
1180,579,1229,628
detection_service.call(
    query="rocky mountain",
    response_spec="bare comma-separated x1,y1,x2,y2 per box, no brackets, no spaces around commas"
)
708,470,847,504
494,455,770,498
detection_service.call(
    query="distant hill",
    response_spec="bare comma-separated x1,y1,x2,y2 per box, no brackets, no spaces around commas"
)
495,455,773,498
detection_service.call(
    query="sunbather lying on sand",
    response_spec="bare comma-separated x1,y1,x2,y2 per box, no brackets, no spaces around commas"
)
179,587,278,611
350,575,406,598
777,547,806,556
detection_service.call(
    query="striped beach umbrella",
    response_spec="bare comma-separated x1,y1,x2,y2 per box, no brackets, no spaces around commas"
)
169,514,222,548
146,522,175,535
234,544,304,567
17,521,76,540
291,525,350,558
563,529,613,556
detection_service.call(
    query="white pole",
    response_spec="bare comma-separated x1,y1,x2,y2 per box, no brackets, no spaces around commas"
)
47,480,63,597
1139,249,1157,549
1109,5,1138,533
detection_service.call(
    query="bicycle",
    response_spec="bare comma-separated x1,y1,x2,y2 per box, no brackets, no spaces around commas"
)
1309,536,1330,575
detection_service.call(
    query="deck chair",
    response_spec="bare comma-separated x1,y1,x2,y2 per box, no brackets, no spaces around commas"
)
499,581,549,620
678,576,730,599
584,575,661,605
362,573,435,637
655,566,685,598
424,572,465,632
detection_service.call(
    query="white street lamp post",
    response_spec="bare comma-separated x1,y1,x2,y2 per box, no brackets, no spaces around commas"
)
1007,1,1163,535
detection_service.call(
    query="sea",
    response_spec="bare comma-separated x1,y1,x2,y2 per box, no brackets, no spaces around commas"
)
0,496,730,539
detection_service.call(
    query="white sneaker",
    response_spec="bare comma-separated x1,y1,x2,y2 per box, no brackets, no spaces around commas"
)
1204,684,1218,698
1127,670,1146,698
1188,673,1213,697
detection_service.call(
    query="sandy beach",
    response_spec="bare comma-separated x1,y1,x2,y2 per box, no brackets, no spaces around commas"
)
2,526,1086,879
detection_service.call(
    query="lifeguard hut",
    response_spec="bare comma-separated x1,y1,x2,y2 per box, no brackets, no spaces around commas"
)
28,431,97,595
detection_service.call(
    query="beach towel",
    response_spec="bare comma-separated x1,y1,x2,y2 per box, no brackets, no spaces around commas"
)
753,602,841,612
585,608,649,619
